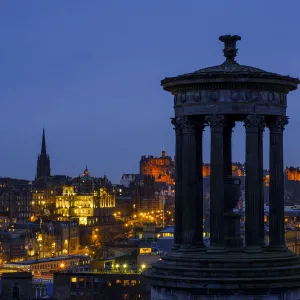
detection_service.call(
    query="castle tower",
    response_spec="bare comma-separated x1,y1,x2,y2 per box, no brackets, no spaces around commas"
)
36,128,51,179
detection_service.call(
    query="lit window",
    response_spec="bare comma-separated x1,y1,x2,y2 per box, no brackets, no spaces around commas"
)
131,280,136,286
116,279,121,284
78,277,84,288
71,277,77,283
123,280,129,286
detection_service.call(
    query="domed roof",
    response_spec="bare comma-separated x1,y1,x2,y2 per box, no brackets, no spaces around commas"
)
186,61,269,75
161,35,299,90
81,166,93,181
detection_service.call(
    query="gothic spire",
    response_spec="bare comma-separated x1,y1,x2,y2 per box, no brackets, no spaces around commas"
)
36,128,51,179
41,128,47,155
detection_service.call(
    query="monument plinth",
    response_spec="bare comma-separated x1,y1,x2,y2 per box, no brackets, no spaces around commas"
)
145,35,300,299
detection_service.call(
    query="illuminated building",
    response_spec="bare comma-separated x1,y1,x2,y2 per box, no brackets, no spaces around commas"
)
56,185,94,225
36,128,51,179
7,220,79,259
56,167,115,225
286,167,300,181
0,231,26,263
4,255,90,273
31,175,71,217
140,150,175,185
202,162,245,177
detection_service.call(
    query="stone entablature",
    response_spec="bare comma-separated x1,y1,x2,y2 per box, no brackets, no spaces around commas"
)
174,90,287,116
175,90,286,106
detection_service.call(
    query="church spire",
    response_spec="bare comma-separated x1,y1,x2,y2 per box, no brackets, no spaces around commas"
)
36,128,51,179
41,128,47,156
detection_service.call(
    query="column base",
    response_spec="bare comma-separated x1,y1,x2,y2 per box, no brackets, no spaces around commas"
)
267,245,288,252
207,245,227,253
225,237,243,248
244,245,263,253
179,243,206,252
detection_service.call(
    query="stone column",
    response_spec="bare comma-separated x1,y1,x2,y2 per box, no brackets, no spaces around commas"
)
171,117,183,249
223,120,235,177
179,116,205,249
268,116,288,250
206,115,225,248
258,122,265,246
223,119,242,248
244,115,265,250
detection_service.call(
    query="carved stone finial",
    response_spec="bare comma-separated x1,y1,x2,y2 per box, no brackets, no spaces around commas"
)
219,35,241,62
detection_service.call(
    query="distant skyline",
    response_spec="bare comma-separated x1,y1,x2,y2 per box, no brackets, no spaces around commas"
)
1,1,300,183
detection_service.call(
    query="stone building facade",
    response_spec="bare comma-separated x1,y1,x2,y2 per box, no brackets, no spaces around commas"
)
55,168,115,225
140,150,175,185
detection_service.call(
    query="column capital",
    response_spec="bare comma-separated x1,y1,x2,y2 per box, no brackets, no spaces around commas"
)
171,117,183,136
268,116,289,133
205,114,225,132
171,116,205,135
244,115,265,132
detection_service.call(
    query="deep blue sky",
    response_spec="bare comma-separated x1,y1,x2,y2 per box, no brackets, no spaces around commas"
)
1,1,300,183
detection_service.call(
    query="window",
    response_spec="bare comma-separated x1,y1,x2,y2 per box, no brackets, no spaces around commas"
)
86,277,92,288
131,280,136,286
78,277,85,288
123,280,129,286
116,279,121,284
71,277,77,288
107,281,112,287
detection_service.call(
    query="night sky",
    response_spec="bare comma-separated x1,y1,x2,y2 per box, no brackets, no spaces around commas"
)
1,1,300,183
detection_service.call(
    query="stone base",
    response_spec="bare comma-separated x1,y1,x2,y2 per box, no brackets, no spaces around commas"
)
144,247,300,299
151,286,300,300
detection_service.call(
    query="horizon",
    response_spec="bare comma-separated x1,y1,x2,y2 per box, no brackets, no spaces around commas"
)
1,1,300,183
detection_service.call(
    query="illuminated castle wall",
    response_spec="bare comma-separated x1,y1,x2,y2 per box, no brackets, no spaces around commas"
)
202,162,245,177
285,167,300,181
140,150,175,185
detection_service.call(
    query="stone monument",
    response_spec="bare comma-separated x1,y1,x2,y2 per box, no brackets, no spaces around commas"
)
145,35,300,299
